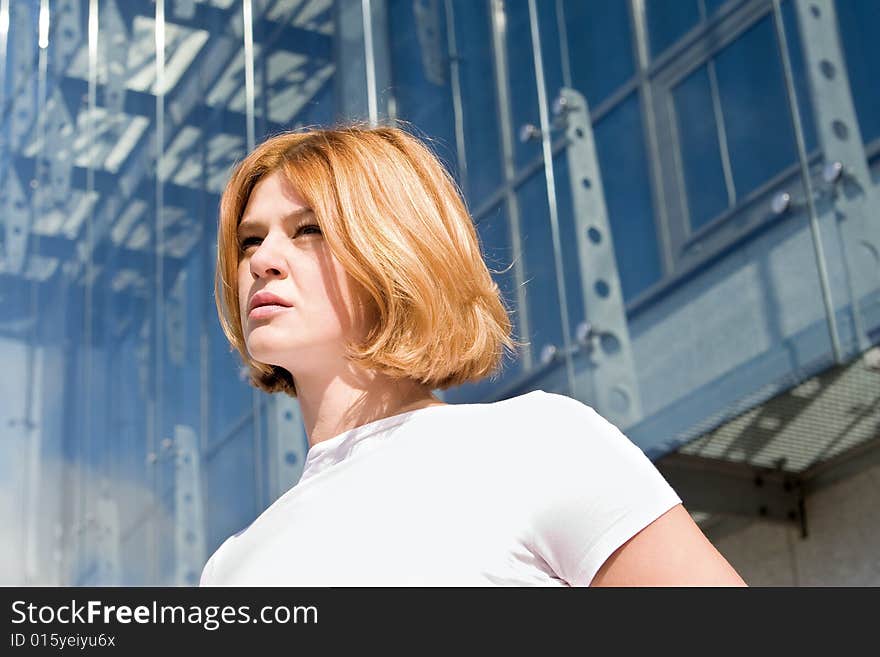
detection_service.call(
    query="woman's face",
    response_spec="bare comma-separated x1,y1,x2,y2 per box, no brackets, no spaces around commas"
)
237,169,373,375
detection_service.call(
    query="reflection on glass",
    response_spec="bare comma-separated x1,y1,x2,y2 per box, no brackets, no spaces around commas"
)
715,15,797,200
0,0,339,585
673,64,728,232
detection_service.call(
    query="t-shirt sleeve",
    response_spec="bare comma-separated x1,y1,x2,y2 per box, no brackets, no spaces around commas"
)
198,553,215,587
199,546,224,587
527,392,682,587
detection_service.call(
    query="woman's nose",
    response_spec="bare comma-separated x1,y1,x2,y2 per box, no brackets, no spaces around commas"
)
250,236,288,280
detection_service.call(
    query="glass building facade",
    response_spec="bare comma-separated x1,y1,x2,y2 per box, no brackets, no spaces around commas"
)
2,0,878,584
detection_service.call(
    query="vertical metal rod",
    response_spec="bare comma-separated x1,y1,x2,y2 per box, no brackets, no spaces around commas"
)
527,0,576,398
243,0,263,514
22,0,50,586
0,1,8,112
153,0,166,585
362,0,378,125
628,0,675,277
260,20,269,150
91,0,111,584
86,4,98,332
198,76,210,459
34,0,48,584
77,0,98,586
243,0,255,152
37,0,49,47
0,0,6,203
706,59,736,208
489,0,532,371
2,0,17,581
253,390,263,513
554,0,572,90
771,0,843,364
443,0,468,197
2,0,18,582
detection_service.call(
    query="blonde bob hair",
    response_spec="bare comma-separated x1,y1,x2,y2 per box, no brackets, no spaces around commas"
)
215,123,525,398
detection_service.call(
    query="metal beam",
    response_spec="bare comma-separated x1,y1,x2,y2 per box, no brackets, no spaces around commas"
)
656,452,807,535
662,431,880,544
801,434,880,497
488,0,533,372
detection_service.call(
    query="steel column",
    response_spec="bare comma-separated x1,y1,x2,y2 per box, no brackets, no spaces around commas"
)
488,0,533,371
793,0,880,355
559,88,644,429
173,424,206,586
266,395,308,503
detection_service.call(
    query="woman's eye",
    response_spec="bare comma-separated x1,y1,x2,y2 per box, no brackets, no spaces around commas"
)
238,225,321,252
297,224,321,236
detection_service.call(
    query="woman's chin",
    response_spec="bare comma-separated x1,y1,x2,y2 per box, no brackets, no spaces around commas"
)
245,342,288,364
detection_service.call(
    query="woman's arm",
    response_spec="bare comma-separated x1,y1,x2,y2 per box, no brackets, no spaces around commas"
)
589,504,748,587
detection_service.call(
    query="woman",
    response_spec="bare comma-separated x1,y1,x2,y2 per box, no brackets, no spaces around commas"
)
201,124,746,587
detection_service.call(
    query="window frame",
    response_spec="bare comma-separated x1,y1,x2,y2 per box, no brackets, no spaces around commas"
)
628,0,824,317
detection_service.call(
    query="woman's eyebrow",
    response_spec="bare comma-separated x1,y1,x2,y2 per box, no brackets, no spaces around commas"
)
237,208,313,236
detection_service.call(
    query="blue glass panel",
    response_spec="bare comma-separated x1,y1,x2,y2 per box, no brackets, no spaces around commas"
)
504,0,542,170
205,423,257,552
672,65,729,231
593,93,663,302
646,0,701,57
0,0,339,584
563,0,635,107
518,170,565,353
388,0,459,175
452,0,504,206
836,0,880,147
715,15,797,199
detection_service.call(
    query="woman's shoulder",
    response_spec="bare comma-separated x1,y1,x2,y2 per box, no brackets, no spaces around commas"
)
491,389,608,434
488,389,649,464
487,388,578,417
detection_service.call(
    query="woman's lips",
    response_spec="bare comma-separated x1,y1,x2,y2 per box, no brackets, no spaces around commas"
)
249,304,291,320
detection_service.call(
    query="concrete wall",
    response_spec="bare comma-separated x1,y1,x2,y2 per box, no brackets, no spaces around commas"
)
709,460,880,586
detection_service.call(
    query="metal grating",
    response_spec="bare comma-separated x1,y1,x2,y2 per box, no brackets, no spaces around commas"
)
676,346,880,474
666,346,880,534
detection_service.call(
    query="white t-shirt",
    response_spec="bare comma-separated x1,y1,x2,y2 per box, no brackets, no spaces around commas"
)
199,389,682,586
